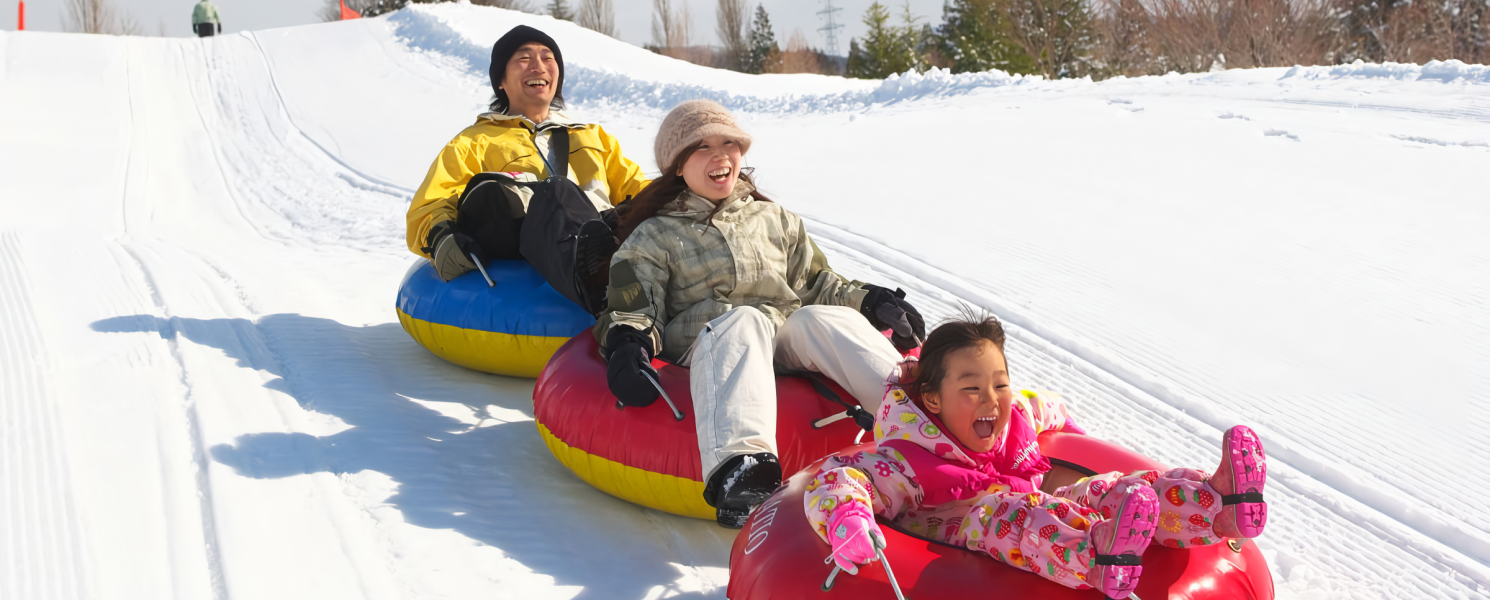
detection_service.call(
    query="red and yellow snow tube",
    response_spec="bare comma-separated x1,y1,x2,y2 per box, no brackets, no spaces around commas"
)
532,334,867,519
727,432,1275,600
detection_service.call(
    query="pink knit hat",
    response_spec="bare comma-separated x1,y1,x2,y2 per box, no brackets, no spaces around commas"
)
654,100,753,171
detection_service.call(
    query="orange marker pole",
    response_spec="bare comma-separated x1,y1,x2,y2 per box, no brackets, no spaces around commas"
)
18,1,25,31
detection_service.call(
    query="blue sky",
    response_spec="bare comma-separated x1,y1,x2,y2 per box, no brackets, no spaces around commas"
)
6,0,947,56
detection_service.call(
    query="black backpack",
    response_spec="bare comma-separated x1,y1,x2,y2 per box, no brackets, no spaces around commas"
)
453,126,614,313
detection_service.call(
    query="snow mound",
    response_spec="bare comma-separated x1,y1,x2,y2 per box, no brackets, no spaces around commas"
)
388,5,1036,114
1281,59,1490,84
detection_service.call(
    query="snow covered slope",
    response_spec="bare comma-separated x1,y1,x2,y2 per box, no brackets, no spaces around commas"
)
1,5,1486,599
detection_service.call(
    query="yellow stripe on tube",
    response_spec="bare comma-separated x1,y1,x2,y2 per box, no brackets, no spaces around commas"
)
397,308,569,378
536,421,715,520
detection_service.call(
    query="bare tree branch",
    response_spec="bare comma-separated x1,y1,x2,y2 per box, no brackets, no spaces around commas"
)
578,0,617,37
64,0,139,35
716,0,749,69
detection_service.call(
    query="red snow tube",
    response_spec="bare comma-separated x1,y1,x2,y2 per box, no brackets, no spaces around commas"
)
532,334,868,519
728,431,1275,600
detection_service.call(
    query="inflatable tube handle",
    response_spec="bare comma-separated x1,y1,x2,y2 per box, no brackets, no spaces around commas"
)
820,529,909,599
470,253,496,288
821,564,842,592
873,533,909,600
645,371,686,421
614,373,685,421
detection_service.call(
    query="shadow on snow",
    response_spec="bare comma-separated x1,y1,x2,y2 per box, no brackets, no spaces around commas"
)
92,313,733,599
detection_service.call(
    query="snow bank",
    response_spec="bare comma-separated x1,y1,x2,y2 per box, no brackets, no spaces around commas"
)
387,5,1036,114
1281,59,1490,84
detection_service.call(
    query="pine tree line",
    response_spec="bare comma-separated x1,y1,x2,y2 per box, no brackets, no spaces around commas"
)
844,0,1488,80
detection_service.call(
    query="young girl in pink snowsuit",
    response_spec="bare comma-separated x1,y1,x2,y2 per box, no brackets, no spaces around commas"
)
802,315,1269,599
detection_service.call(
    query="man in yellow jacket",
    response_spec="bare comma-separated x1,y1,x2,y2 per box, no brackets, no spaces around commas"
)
407,25,649,298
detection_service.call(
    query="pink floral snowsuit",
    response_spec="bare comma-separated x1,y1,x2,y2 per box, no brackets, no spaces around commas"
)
803,370,1233,591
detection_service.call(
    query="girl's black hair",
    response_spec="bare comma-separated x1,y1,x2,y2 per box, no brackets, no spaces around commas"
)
908,308,1008,401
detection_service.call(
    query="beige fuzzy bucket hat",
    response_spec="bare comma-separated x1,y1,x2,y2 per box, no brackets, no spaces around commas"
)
654,100,753,171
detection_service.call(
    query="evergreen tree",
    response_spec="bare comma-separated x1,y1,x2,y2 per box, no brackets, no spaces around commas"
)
548,0,574,20
934,0,1035,74
999,0,1096,78
853,2,896,77
848,1,925,78
744,4,780,73
846,38,874,78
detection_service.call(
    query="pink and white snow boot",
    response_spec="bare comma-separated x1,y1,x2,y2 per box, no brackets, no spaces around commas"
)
1212,425,1268,539
1090,481,1159,600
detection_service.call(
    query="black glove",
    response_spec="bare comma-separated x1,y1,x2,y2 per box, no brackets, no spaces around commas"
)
422,220,479,282
605,326,660,407
861,285,926,353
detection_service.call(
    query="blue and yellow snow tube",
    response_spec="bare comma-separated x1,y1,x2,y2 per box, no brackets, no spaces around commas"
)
396,259,595,378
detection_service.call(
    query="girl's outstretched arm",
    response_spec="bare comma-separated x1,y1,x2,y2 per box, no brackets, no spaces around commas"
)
803,447,922,543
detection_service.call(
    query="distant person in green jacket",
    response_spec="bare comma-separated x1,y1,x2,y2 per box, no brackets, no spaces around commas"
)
192,0,221,37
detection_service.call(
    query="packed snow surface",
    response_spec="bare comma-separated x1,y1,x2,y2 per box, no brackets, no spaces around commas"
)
1,5,1487,600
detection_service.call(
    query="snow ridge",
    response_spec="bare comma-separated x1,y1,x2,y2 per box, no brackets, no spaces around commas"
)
1281,59,1490,84
387,6,1037,114
802,218,1490,589
0,233,90,600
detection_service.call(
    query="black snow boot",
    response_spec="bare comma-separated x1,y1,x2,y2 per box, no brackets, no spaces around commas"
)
573,219,618,315
703,452,782,529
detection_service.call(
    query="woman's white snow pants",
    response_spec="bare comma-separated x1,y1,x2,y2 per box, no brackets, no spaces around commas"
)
679,305,901,481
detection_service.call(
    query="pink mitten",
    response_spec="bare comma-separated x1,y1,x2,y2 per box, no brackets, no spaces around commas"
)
826,502,883,575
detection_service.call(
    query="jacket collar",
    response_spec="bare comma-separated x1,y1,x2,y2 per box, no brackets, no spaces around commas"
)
877,377,1006,470
477,110,590,131
657,179,757,222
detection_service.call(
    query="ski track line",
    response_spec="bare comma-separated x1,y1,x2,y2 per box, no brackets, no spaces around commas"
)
809,235,1434,598
117,244,230,600
820,239,1474,599
0,232,89,600
917,207,1490,547
804,217,1490,593
247,31,415,198
193,35,438,599
117,40,229,600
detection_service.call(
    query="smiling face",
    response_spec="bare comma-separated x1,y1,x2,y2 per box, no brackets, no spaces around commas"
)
677,134,744,202
921,340,1014,454
498,42,559,121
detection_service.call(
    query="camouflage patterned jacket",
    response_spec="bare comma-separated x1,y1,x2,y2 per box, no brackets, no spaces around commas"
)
595,179,869,361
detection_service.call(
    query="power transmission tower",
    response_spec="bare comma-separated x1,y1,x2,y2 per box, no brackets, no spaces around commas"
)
816,0,844,56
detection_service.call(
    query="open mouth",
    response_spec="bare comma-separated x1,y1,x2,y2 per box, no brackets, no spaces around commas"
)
524,79,550,89
972,416,997,439
708,167,732,184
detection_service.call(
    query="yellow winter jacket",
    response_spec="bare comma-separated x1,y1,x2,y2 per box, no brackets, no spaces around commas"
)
405,112,650,258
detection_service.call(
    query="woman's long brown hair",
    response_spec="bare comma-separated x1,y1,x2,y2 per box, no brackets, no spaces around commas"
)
616,142,773,243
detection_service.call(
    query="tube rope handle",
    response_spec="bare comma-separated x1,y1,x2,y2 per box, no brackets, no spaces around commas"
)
613,371,685,421
470,253,495,288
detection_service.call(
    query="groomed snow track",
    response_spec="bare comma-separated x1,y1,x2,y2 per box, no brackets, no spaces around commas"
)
1,5,1487,599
